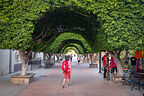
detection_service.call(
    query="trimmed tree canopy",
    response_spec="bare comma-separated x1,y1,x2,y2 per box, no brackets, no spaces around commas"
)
45,32,92,53
1,0,143,53
0,0,143,76
0,0,49,50
60,43,84,54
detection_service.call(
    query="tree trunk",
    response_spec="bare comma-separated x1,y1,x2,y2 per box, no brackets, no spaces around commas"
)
83,54,87,63
48,56,52,63
99,52,102,73
87,54,89,63
53,54,55,64
56,55,60,62
18,49,32,76
21,61,28,76
43,53,46,61
114,56,124,76
57,56,59,62
90,53,94,64
108,50,128,77
45,53,53,63
62,54,65,60
83,56,85,63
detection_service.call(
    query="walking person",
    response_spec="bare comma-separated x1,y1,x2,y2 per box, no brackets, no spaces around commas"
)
110,57,117,75
103,55,108,78
130,56,136,72
62,56,71,88
77,56,80,65
70,55,73,62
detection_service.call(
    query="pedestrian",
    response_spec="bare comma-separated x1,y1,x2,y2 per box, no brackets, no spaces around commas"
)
62,56,71,88
110,57,117,75
103,55,108,78
70,55,73,62
130,56,136,72
77,56,80,65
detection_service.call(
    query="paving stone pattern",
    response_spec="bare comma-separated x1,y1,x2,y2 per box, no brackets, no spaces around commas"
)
16,63,132,96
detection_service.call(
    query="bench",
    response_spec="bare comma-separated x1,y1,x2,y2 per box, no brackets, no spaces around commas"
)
124,78,144,90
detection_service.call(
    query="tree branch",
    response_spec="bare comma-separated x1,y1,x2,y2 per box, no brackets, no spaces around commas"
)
44,53,49,59
29,52,37,61
75,11,91,17
121,50,128,62
33,28,45,40
26,50,32,57
38,30,59,52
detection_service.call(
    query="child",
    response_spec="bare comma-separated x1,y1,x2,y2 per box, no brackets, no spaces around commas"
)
62,56,71,88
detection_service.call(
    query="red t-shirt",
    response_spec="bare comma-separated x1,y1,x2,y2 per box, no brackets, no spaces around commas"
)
103,55,107,66
110,57,117,69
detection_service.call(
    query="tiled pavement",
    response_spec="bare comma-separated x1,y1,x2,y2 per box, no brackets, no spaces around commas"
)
15,63,132,96
0,66,51,96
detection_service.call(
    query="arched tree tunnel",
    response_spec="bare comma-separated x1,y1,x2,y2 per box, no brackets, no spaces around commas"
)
32,3,143,76
32,6,99,53
1,0,143,77
63,46,80,54
60,44,84,54
57,39,87,53
43,32,92,53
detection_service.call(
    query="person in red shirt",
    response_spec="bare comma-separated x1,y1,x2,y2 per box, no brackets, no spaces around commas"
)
103,55,108,78
62,56,71,88
110,57,117,75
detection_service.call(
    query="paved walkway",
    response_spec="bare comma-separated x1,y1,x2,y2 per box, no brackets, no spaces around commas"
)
15,63,132,96
0,66,50,96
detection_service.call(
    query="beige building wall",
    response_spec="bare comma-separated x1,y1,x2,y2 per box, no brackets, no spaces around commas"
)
0,49,22,75
0,49,10,75
35,52,43,60
0,49,44,76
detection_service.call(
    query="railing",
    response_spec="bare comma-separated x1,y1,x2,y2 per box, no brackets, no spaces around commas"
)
28,59,41,70
43,59,54,68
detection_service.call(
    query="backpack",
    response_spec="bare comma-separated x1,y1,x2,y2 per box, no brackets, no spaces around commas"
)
62,61,69,72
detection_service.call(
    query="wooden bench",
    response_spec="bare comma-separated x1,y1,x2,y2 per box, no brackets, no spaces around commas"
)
124,78,144,90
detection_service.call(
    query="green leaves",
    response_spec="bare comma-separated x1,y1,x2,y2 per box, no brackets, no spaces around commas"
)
0,0,143,53
95,0,144,51
0,0,49,50
45,32,92,53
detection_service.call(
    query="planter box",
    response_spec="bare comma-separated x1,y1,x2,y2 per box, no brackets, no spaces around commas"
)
11,73,34,85
89,64,98,68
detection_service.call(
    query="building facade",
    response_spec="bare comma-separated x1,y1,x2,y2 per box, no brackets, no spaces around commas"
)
0,49,44,76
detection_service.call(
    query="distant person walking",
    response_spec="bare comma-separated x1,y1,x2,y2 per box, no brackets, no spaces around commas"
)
130,57,136,72
62,56,71,88
77,56,80,65
102,55,108,78
70,55,73,62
